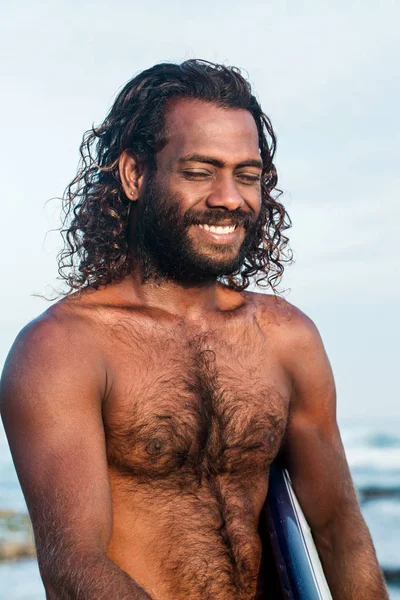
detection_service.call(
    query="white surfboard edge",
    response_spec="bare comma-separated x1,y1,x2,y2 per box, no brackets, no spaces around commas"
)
283,469,333,600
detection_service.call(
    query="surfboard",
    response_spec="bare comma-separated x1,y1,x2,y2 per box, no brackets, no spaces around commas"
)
263,463,333,600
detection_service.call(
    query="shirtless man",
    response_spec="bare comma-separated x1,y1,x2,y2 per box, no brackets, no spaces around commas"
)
0,60,387,599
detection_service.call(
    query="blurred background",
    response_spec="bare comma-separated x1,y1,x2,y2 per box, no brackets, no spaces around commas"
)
0,0,399,597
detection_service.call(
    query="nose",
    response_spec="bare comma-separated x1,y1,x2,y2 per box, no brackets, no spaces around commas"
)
205,175,244,211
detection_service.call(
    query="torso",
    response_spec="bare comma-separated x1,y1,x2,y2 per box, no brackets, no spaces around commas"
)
63,288,292,600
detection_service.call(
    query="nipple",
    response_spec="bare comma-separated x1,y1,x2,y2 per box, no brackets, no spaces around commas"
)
146,438,164,455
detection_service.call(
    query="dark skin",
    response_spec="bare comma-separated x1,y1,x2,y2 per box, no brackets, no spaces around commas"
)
0,99,387,599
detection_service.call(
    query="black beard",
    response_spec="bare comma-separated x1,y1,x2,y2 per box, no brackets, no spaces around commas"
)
133,173,260,284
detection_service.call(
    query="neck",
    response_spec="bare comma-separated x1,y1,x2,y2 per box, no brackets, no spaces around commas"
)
114,267,229,319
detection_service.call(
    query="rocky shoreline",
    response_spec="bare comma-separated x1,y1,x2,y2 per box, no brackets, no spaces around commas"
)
0,509,35,560
359,486,400,503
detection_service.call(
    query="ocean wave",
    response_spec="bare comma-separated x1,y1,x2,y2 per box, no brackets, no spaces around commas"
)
340,422,400,450
346,447,400,471
362,499,400,568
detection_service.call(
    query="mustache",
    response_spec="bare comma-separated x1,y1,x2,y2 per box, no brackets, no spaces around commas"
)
183,208,256,229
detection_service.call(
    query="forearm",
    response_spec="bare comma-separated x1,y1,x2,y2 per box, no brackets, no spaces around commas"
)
313,516,388,600
41,552,153,600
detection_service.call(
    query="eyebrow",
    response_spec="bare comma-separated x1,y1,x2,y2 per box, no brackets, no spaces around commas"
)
178,153,263,170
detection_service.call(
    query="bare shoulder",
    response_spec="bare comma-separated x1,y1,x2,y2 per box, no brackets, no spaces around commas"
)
244,290,320,343
243,291,332,391
0,296,105,413
246,293,336,416
3,297,95,363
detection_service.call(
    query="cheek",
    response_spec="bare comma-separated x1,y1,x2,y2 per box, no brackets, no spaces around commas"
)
170,183,205,213
248,187,262,216
150,174,191,214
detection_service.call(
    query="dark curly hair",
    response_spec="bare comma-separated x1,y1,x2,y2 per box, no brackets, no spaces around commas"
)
58,59,292,293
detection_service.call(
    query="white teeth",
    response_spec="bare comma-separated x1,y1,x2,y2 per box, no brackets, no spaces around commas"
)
198,224,236,234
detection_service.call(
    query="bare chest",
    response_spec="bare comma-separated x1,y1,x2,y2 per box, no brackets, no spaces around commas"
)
102,319,290,486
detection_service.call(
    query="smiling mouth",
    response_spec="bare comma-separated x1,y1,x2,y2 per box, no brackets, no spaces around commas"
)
197,224,237,234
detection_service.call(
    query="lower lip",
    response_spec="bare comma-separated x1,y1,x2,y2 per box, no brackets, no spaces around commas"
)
194,225,242,245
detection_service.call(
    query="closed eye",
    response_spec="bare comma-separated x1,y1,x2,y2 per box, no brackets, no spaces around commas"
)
237,174,261,184
181,170,211,179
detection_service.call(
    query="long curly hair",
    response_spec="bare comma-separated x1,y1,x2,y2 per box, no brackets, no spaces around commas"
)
58,59,292,293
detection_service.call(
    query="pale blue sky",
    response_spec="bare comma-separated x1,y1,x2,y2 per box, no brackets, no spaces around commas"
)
0,0,398,419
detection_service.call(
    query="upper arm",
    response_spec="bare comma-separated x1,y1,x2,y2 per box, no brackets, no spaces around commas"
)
0,314,112,567
279,307,359,533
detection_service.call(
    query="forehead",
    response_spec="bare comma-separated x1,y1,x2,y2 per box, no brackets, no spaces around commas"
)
159,98,260,164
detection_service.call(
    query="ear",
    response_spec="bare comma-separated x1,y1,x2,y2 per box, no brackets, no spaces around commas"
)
119,149,145,201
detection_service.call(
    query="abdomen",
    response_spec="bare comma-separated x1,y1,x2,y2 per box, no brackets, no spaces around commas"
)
107,471,268,600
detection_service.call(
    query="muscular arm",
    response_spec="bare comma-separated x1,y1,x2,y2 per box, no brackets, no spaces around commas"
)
280,308,388,600
0,314,153,600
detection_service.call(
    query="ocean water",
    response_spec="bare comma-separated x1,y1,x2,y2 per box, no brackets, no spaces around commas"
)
1,419,400,599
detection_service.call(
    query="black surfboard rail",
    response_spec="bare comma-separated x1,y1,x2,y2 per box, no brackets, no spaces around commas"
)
263,462,331,600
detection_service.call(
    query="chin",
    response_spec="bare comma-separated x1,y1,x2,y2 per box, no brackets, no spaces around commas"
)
190,255,244,279
189,244,245,272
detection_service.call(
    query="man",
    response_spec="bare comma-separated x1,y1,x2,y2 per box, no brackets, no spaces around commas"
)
0,60,387,599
